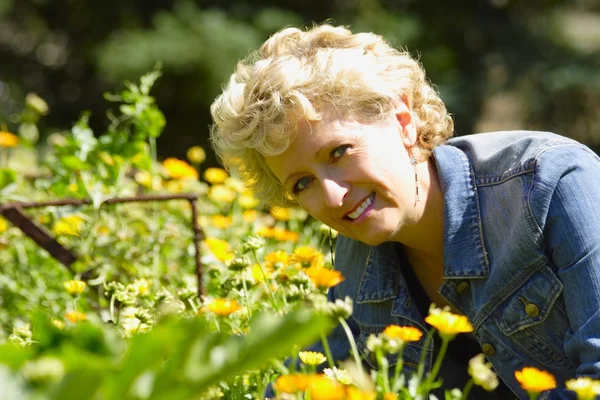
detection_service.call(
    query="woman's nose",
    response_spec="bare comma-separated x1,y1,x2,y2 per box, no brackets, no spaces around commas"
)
321,178,348,208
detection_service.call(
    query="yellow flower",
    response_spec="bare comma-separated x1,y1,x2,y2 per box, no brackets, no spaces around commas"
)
424,306,474,339
186,146,206,164
208,298,242,317
238,192,260,209
257,226,275,238
251,264,270,282
208,184,236,203
163,157,198,180
565,377,600,400
210,214,232,229
0,131,19,148
382,325,423,342
383,393,398,400
514,367,557,394
63,280,86,295
53,215,85,237
64,311,87,323
134,170,153,188
204,167,229,184
242,210,258,223
224,177,246,192
203,237,234,262
264,250,290,271
299,351,327,366
270,207,291,221
274,374,313,393
0,217,8,233
292,246,324,268
306,267,344,290
308,375,345,400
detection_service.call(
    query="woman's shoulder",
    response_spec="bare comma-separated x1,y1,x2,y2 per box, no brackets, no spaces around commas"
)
442,130,585,182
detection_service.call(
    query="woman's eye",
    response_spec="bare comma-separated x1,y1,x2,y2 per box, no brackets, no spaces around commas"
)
293,176,313,194
331,145,350,160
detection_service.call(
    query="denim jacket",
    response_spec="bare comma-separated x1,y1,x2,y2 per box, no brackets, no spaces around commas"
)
304,131,600,400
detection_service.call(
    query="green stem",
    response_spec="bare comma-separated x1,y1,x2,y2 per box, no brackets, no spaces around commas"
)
338,317,364,377
241,276,252,322
461,379,474,400
377,348,392,393
528,393,538,400
251,250,278,311
415,328,435,389
320,332,335,369
421,336,450,397
392,345,406,392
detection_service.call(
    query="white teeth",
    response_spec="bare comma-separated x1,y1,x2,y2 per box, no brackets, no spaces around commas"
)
348,194,373,220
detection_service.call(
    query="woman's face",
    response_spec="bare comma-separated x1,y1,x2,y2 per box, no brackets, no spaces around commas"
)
265,105,420,246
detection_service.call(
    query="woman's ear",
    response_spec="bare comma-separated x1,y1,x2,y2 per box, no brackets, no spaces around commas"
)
394,96,417,147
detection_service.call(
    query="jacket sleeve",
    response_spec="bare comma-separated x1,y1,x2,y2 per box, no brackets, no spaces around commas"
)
263,285,358,398
537,144,600,399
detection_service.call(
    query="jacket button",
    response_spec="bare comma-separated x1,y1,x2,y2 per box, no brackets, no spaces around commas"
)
525,303,540,317
456,281,471,295
481,343,496,356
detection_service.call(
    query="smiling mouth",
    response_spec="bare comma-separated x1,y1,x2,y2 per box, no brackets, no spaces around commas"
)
344,192,375,221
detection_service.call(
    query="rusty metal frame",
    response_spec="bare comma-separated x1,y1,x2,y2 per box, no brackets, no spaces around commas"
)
0,193,205,297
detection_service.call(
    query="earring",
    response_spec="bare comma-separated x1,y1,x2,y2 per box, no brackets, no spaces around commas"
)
410,150,419,203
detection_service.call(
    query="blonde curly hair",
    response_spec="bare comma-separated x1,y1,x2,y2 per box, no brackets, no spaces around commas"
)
210,24,454,207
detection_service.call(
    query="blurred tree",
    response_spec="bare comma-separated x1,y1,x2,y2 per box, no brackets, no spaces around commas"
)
0,0,598,164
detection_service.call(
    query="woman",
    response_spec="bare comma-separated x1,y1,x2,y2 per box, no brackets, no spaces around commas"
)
210,24,600,399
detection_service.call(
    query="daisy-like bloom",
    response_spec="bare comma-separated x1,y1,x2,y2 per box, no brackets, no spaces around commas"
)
210,214,232,229
274,228,299,242
383,393,398,400
306,267,344,290
203,237,234,262
468,354,499,392
299,351,327,366
565,377,600,400
204,167,229,184
53,215,85,237
323,367,352,385
63,280,86,295
208,298,241,317
292,246,324,268
64,311,87,323
131,278,152,296
208,184,236,203
257,226,275,238
0,130,19,148
162,158,199,180
264,251,290,271
382,325,423,342
514,367,557,394
274,374,313,393
424,305,474,339
186,145,206,164
270,207,291,221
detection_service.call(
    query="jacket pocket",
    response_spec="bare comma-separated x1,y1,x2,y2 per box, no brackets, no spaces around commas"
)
492,265,575,369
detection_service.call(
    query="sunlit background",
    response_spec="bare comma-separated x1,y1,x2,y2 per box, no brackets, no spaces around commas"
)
1,0,599,164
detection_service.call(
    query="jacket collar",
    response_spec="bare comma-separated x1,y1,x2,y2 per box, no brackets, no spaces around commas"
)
355,144,489,306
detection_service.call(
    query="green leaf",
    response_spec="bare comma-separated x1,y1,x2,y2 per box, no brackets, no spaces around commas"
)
0,168,16,191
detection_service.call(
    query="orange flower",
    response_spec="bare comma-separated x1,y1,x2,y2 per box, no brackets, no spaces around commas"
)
292,246,324,268
307,375,345,400
163,157,198,180
515,367,556,393
383,393,398,400
0,131,19,148
345,386,377,400
306,267,344,290
64,311,87,323
425,306,473,339
274,374,313,393
210,215,232,229
273,227,299,242
382,325,423,342
208,298,241,317
264,251,290,270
